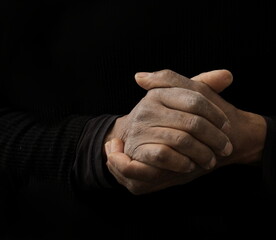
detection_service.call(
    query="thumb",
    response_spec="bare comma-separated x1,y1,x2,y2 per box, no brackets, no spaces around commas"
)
191,69,233,93
105,138,125,155
135,69,233,93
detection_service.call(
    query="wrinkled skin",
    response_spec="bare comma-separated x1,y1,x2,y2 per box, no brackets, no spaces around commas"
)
105,69,266,195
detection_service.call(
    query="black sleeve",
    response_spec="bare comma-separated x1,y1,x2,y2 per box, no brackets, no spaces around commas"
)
0,108,120,195
72,114,122,190
262,116,276,197
0,1,122,195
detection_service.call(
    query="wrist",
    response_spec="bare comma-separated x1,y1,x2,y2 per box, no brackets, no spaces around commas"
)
229,110,267,165
103,115,127,155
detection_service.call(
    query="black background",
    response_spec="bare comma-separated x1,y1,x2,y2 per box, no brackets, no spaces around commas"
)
0,0,275,239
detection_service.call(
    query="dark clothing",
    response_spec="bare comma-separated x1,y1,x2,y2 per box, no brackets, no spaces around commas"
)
0,1,275,239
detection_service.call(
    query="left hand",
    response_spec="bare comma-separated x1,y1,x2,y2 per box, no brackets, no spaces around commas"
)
105,69,243,195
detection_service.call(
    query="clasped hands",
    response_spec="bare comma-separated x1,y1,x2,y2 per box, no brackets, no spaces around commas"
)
104,69,266,195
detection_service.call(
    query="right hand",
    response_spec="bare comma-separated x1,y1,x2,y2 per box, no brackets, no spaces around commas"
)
105,70,233,174
106,69,266,195
105,138,209,195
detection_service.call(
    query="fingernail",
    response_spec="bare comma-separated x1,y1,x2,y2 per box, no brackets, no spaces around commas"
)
187,161,196,172
105,141,111,155
208,156,217,169
222,141,233,156
221,121,231,133
135,72,152,78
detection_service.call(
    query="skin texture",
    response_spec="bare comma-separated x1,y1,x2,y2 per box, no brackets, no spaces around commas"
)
105,70,233,171
104,69,267,195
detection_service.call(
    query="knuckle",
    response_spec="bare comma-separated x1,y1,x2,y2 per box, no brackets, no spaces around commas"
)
149,145,168,164
184,115,202,133
146,88,161,99
159,69,175,78
186,92,205,110
175,132,193,148
175,134,186,146
132,100,154,122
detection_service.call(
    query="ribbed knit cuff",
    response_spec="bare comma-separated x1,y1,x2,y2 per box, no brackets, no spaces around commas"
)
72,114,121,191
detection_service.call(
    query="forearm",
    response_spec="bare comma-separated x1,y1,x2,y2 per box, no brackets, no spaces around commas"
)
0,107,92,191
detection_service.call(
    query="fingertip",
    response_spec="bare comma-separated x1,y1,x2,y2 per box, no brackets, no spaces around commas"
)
221,121,231,134
222,141,233,157
186,161,196,173
208,156,217,169
135,72,152,79
219,69,233,84
193,69,233,93
134,72,153,90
